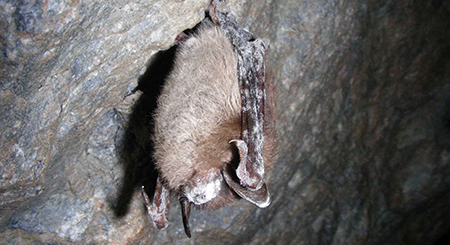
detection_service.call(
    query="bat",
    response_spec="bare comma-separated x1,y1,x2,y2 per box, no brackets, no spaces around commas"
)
141,0,277,237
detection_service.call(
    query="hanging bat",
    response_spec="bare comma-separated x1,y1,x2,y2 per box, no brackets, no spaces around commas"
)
141,0,277,238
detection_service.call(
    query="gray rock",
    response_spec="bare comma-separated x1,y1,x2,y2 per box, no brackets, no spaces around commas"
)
1,0,450,244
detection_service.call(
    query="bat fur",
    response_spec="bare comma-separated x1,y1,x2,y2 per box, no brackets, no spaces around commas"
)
152,20,277,211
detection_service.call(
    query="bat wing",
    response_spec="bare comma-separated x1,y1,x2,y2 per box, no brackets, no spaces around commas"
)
214,10,271,206
141,177,171,230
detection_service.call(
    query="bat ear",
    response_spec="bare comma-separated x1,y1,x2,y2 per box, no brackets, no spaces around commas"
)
222,161,271,208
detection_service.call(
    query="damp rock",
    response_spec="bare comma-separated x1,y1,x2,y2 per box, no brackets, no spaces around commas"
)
1,0,450,244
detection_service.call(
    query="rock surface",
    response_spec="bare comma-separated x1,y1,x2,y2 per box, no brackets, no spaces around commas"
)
1,0,450,244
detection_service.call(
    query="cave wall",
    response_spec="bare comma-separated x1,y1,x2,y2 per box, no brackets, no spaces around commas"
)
1,0,450,244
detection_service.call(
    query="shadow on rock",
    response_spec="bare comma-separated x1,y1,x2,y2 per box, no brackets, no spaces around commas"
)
112,46,178,217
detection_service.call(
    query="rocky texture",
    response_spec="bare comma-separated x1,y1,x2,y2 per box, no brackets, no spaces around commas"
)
1,0,450,244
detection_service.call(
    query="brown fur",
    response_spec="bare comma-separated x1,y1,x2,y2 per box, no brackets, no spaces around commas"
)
152,22,277,210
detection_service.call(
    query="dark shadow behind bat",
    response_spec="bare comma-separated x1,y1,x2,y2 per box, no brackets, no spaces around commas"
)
112,46,178,218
